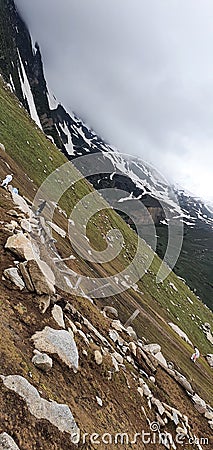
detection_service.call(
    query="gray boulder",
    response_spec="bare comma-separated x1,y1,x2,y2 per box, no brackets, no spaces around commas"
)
143,343,161,355
32,326,78,372
5,233,38,260
26,259,55,295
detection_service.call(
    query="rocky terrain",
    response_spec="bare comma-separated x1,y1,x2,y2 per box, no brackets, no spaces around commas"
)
0,0,212,309
0,73,213,449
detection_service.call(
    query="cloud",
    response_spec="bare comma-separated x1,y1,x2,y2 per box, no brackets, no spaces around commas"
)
15,0,213,200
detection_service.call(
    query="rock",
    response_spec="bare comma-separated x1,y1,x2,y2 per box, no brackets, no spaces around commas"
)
32,350,53,372
151,397,165,415
154,352,167,367
19,261,34,291
206,330,213,345
149,376,156,383
0,432,20,449
20,219,32,233
143,343,161,355
4,220,19,233
126,326,137,340
129,341,137,356
139,379,152,397
26,259,55,295
46,221,66,238
96,396,103,407
136,347,158,375
0,143,5,151
103,306,118,319
11,192,32,216
177,376,194,395
3,267,25,290
208,420,213,430
32,326,78,372
66,318,77,334
37,295,51,314
5,233,38,260
204,408,213,420
111,320,124,332
192,394,206,414
7,209,20,217
112,352,123,364
206,354,213,367
168,323,193,346
109,329,124,346
204,322,211,331
52,305,65,328
0,375,79,442
111,355,119,372
94,350,103,365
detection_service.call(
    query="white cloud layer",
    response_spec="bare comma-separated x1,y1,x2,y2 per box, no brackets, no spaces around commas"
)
15,0,213,201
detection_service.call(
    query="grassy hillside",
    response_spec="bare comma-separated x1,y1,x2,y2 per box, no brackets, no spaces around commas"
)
0,74,213,411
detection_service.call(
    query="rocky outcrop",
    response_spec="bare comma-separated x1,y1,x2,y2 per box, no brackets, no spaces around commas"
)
0,375,79,443
32,327,79,372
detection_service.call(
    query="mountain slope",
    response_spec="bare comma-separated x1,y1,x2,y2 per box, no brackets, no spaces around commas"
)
0,0,212,312
0,52,213,449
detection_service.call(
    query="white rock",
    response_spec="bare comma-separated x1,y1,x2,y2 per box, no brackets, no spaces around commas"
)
111,355,119,372
111,320,124,332
46,221,66,238
206,354,213,367
168,323,193,346
26,259,55,295
0,143,5,151
96,396,103,407
0,375,79,442
126,326,137,340
129,341,137,356
11,193,32,216
94,350,103,365
154,352,167,367
112,352,123,364
32,351,53,372
0,433,20,449
3,268,25,290
20,219,32,233
5,233,39,260
143,343,161,355
149,376,156,383
52,305,65,328
32,326,78,372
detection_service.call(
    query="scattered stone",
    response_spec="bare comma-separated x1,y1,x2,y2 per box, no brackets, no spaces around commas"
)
46,221,66,238
112,351,123,364
111,355,119,372
109,329,124,346
26,259,55,295
32,326,78,372
0,432,20,450
168,323,193,346
3,267,25,290
176,375,194,395
7,209,20,217
149,376,155,383
126,326,137,340
0,143,5,151
154,352,167,367
32,350,53,372
143,343,161,355
192,394,206,414
19,261,34,291
111,320,124,332
208,420,213,430
5,233,39,260
0,375,79,442
204,408,213,420
52,305,65,328
103,306,118,319
129,341,137,356
151,397,165,415
206,354,213,367
94,350,103,365
139,379,152,397
11,192,32,216
96,396,103,407
4,220,19,233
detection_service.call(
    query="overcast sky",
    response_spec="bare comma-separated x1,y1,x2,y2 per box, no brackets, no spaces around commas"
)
15,0,213,201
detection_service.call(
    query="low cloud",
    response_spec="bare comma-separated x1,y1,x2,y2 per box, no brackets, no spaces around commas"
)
15,0,213,200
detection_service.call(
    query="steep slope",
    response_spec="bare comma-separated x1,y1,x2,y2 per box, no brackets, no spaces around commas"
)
0,66,213,449
0,0,212,311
